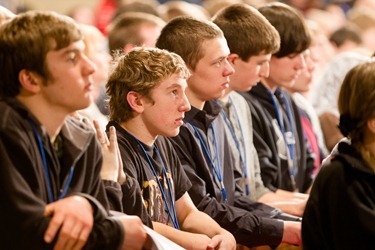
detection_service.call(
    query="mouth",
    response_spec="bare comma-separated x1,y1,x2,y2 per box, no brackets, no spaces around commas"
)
175,117,184,125
221,81,230,89
85,82,94,91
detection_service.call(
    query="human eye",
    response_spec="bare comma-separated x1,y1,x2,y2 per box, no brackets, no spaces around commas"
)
214,57,225,67
287,53,298,59
67,52,78,63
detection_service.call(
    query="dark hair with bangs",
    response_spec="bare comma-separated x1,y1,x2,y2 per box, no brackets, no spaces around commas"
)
259,2,311,58
0,10,82,97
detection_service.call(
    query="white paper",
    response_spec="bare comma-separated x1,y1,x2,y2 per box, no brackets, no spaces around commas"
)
144,225,186,250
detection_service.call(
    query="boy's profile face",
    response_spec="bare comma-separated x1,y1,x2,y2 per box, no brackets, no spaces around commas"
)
141,72,190,138
187,37,234,102
229,53,271,92
291,49,315,93
267,52,306,89
39,40,96,113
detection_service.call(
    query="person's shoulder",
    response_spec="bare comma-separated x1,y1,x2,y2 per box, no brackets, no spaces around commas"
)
0,99,27,130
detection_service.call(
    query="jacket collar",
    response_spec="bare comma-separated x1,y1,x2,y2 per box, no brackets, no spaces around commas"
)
3,97,94,166
184,100,222,130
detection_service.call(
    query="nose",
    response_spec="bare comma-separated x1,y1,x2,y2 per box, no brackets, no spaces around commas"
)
179,92,191,112
295,53,306,71
305,55,315,74
259,62,270,78
83,54,97,76
223,58,235,77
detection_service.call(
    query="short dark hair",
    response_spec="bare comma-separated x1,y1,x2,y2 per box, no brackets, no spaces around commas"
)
258,2,311,58
156,16,223,70
213,3,280,61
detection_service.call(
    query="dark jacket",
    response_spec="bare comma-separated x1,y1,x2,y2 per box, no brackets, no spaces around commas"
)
0,98,124,250
241,83,314,192
168,100,284,248
302,140,375,249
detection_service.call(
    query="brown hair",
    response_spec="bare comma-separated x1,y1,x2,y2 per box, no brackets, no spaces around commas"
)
156,16,223,70
258,2,311,58
107,47,190,122
0,10,82,97
338,62,375,142
107,12,165,55
213,3,280,61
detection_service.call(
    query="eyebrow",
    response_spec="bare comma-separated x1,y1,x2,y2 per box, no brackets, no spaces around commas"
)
166,82,186,90
62,48,81,55
210,56,226,64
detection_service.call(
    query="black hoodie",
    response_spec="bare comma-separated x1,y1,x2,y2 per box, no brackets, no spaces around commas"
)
302,139,375,249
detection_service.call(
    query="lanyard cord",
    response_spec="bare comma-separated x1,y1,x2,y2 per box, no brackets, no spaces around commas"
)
130,135,180,230
267,89,296,177
190,123,227,201
220,97,249,196
28,120,74,203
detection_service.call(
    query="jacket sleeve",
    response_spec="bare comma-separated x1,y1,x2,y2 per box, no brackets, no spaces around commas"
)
168,127,284,248
102,180,123,212
250,103,281,192
251,145,273,200
0,127,124,250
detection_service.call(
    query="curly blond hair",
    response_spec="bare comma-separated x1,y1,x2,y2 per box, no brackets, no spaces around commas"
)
107,47,190,122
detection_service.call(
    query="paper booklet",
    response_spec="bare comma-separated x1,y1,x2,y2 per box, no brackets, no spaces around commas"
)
109,210,185,250
144,225,185,250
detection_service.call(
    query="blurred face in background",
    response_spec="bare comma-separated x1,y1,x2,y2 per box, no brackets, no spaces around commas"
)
81,24,112,101
290,49,316,93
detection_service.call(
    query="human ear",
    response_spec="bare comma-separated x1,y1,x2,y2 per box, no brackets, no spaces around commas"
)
18,69,42,94
123,44,135,55
126,91,144,114
227,53,240,66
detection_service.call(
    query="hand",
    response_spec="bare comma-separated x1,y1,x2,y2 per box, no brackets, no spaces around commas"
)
44,195,94,250
188,234,213,250
208,231,236,250
116,215,149,250
90,119,126,184
281,221,302,245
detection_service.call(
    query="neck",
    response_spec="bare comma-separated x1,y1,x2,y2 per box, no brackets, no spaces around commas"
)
261,78,277,92
219,87,232,103
17,95,66,143
120,118,156,146
186,87,205,110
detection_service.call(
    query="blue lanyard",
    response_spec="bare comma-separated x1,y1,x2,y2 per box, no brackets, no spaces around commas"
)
130,135,180,230
267,89,296,177
190,123,227,201
28,120,74,203
220,97,249,196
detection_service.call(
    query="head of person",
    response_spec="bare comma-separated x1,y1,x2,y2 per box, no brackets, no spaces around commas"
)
338,62,375,146
329,24,363,54
288,49,316,93
213,3,280,91
259,2,311,89
107,47,191,137
0,11,95,112
107,12,165,56
156,16,234,105
80,23,112,101
157,1,210,22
